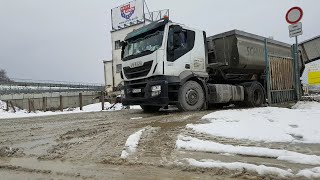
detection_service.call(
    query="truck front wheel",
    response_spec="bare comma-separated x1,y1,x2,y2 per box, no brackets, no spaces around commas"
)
140,105,161,113
177,80,205,111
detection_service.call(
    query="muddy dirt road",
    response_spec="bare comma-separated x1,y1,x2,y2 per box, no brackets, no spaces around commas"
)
0,109,319,179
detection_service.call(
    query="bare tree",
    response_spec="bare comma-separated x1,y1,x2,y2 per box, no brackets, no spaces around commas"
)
0,69,12,82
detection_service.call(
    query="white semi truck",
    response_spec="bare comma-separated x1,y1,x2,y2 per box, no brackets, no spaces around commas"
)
120,19,297,112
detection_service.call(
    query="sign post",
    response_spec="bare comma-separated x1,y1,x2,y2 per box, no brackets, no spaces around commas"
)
286,6,303,101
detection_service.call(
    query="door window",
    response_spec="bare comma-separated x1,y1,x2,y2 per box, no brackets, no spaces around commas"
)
167,26,195,62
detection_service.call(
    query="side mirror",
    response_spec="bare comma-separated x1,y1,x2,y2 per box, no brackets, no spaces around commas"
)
121,49,124,59
120,41,127,49
168,26,183,53
120,41,127,59
120,71,124,80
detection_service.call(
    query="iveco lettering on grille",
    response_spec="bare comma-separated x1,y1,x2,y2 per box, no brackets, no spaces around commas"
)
130,61,143,68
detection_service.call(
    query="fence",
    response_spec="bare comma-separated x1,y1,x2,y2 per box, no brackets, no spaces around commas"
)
144,9,169,22
267,55,296,104
265,40,299,105
2,91,101,112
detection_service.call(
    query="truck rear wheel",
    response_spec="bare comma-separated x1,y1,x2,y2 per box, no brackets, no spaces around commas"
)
177,81,205,111
140,105,161,113
244,82,265,107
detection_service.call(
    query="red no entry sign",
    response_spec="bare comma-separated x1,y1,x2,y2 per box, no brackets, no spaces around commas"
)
286,7,303,24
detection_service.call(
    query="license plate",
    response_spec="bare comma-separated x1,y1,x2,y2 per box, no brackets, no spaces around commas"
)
132,89,142,94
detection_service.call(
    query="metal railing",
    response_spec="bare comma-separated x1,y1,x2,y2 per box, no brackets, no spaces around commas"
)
0,78,104,95
144,9,169,22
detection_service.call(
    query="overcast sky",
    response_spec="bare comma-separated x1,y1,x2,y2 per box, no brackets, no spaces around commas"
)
0,0,319,84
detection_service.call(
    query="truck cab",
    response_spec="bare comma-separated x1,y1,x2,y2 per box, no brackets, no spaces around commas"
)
121,19,209,111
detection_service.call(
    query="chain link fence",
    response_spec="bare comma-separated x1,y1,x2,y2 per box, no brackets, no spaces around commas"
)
0,78,104,95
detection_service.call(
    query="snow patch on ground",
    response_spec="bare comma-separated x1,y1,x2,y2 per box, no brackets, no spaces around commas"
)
130,117,143,120
105,103,124,111
121,127,147,159
185,158,293,177
292,101,320,110
0,100,6,110
130,105,142,110
77,102,112,111
176,136,320,165
187,101,320,143
297,167,320,178
0,100,134,119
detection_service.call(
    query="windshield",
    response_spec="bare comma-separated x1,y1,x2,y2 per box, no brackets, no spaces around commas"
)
123,29,164,61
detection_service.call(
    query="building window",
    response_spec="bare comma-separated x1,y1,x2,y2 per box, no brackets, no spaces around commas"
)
116,64,122,73
115,40,121,50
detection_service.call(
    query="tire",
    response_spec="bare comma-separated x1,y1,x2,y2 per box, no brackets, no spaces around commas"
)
243,82,265,107
177,80,205,111
140,105,161,113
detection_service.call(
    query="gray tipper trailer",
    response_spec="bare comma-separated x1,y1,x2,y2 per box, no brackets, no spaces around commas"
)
120,19,303,112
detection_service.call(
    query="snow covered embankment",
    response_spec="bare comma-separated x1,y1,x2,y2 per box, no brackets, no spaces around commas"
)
187,101,320,144
176,101,320,178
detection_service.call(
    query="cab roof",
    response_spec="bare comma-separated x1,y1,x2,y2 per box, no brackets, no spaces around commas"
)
124,20,170,41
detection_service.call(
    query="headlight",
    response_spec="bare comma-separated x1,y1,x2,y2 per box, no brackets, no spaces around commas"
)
151,85,161,92
151,91,161,97
151,85,161,97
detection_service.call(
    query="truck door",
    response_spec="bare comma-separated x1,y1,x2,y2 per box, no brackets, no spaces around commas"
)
166,25,196,76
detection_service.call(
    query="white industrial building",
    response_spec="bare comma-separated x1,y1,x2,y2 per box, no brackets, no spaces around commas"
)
104,0,169,92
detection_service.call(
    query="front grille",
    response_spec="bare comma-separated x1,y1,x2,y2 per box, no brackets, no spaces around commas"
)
123,61,153,79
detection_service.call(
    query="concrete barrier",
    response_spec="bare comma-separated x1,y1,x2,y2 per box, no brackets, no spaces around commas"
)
0,91,100,111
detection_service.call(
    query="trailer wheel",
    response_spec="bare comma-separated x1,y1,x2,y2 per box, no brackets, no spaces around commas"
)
244,82,265,107
140,105,161,113
177,80,205,111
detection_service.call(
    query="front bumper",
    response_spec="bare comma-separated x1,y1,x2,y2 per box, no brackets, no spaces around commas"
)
122,80,169,106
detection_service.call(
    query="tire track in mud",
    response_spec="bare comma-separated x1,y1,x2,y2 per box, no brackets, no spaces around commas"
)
125,112,209,166
32,110,163,163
